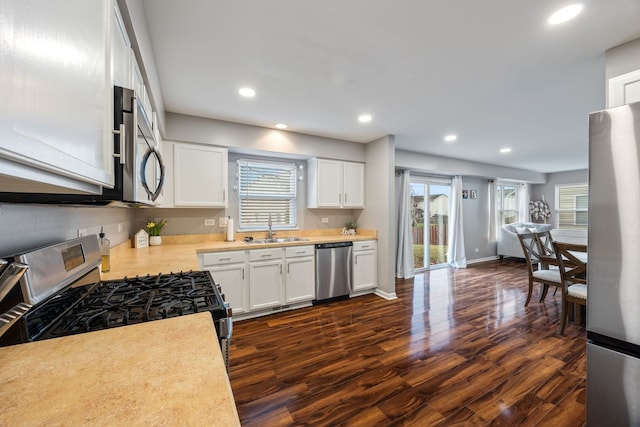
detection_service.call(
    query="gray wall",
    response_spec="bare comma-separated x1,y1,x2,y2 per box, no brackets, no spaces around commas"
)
606,37,640,103
360,135,396,296
396,149,546,183
461,176,497,260
530,169,588,227
0,204,133,258
166,113,366,162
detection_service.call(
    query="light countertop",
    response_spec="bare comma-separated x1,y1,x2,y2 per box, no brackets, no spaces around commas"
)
102,229,376,280
0,312,240,426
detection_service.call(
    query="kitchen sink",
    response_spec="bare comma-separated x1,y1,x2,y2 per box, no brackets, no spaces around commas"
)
245,237,310,244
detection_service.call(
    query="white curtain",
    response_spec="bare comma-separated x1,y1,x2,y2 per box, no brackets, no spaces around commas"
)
518,183,530,222
488,179,498,242
395,170,414,279
447,176,467,268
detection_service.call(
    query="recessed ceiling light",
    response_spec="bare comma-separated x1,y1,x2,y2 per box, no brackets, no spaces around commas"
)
238,87,256,97
548,4,583,25
500,147,512,153
358,114,372,123
275,123,288,129
444,134,457,142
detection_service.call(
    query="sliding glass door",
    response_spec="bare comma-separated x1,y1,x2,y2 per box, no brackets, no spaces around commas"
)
410,178,451,271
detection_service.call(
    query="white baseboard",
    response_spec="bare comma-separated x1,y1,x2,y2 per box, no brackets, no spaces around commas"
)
467,255,500,265
374,288,398,300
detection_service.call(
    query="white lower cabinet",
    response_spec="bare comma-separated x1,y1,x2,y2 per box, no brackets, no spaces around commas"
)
352,240,377,292
285,246,316,304
248,248,284,311
199,244,318,319
199,251,247,315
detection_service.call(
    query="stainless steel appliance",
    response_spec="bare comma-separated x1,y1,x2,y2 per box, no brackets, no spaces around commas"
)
314,241,352,303
0,236,232,370
0,86,165,205
587,100,640,425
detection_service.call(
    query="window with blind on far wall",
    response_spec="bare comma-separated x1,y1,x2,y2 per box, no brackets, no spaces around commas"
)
555,183,589,230
237,159,298,230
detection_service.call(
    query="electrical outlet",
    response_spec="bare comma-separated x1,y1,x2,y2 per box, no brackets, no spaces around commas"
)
77,229,87,237
219,217,228,227
118,223,124,233
204,219,216,226
321,217,329,223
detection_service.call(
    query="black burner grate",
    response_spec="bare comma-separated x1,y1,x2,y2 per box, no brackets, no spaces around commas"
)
29,271,226,341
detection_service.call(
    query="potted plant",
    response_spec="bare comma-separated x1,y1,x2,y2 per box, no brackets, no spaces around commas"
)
343,221,357,235
146,219,168,245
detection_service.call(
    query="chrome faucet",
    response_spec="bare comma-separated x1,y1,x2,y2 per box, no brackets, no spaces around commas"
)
267,213,276,239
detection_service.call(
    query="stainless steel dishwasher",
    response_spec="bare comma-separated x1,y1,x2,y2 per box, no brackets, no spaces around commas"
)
314,241,353,303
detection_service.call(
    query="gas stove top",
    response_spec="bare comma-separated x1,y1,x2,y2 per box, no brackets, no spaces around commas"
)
0,236,232,373
27,270,228,341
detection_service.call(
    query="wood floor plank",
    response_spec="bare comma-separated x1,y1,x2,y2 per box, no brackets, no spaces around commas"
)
228,259,586,426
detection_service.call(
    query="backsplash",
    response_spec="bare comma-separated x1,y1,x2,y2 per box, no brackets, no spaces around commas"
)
0,204,133,257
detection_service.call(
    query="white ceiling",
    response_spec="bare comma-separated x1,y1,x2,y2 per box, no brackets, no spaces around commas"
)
141,0,640,173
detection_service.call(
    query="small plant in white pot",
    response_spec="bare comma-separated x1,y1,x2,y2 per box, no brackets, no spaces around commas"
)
342,221,357,236
146,219,167,246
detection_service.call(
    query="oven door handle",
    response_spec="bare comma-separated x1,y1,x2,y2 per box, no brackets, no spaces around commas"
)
0,303,32,339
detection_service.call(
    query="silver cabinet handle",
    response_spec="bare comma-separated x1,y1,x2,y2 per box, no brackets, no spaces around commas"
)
219,257,232,261
345,193,347,203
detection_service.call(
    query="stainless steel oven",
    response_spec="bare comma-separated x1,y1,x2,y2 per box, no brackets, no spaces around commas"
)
0,236,232,370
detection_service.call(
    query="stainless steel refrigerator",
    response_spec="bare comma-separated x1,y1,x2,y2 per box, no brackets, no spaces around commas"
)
588,100,640,426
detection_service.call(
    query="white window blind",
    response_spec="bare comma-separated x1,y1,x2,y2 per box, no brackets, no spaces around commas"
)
555,183,588,230
237,159,297,230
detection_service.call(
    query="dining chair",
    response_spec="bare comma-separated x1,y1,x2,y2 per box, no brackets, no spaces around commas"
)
517,232,562,307
534,230,559,301
552,241,588,334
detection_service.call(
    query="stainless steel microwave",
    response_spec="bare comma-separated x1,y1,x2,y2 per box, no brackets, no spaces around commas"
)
0,86,165,205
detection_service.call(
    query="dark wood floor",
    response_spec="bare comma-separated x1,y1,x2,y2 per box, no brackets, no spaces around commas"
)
228,260,586,426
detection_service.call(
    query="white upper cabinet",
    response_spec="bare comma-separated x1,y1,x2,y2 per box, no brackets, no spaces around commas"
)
307,158,365,208
111,2,131,89
342,161,365,208
173,142,228,207
0,0,114,193
608,69,640,107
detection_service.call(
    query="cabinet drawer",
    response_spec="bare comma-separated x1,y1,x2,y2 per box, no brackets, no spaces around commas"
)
201,251,246,265
249,247,283,261
285,245,315,258
353,240,376,251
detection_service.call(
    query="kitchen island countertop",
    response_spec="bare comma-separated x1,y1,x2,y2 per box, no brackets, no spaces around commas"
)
0,312,240,426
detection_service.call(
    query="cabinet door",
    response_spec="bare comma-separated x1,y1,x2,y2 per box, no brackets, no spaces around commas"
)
609,69,640,107
315,159,343,207
342,162,365,208
353,249,377,291
249,260,283,310
206,264,246,315
173,143,228,207
111,3,131,89
0,0,113,193
285,256,315,303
